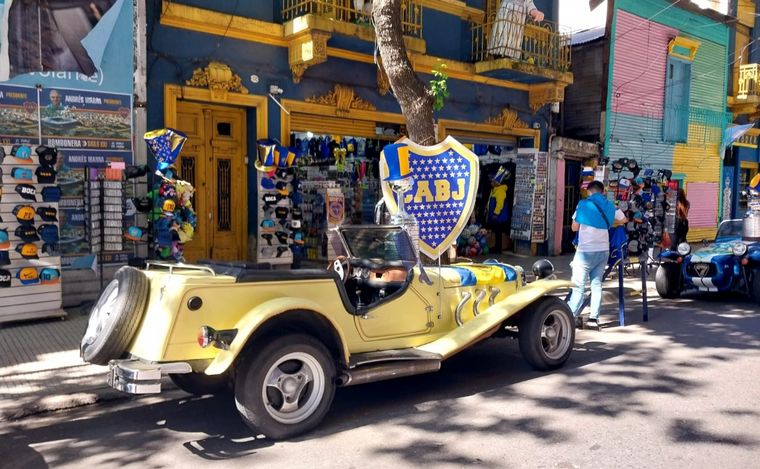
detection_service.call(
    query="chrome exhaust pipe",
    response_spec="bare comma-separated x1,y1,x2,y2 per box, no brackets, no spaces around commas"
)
455,291,472,326
473,289,487,316
489,287,500,306
337,360,441,387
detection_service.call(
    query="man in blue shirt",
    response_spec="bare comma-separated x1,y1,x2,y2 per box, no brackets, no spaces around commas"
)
567,181,626,330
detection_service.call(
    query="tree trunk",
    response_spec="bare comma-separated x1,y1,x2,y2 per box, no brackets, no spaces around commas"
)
372,0,436,145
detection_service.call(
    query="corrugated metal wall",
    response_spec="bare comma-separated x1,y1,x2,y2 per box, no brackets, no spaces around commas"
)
611,11,676,119
689,38,728,112
605,3,729,239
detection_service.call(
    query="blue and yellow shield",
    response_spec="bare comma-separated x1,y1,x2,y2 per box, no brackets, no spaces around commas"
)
380,136,480,260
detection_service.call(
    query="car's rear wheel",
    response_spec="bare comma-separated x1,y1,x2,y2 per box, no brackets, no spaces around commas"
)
655,263,681,299
234,334,336,440
170,371,230,395
518,297,575,371
80,267,149,365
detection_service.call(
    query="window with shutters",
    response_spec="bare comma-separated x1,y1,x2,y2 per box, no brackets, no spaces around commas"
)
663,56,692,143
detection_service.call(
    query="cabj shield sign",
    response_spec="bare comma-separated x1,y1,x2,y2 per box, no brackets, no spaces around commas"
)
380,136,480,260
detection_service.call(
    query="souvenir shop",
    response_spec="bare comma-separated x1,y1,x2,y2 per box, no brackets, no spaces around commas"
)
436,120,543,257
251,107,544,266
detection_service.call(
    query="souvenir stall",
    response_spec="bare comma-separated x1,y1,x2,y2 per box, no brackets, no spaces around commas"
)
0,145,65,323
286,130,399,263
142,129,198,263
605,158,676,260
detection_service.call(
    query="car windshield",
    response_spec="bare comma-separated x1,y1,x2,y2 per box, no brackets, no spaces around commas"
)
716,220,743,240
339,227,417,263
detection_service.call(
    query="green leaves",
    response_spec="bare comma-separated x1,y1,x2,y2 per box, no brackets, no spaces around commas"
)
429,60,450,112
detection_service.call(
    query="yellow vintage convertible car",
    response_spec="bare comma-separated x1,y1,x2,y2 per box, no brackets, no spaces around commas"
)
81,225,573,439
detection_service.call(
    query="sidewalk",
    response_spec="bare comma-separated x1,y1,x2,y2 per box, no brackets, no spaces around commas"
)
0,256,656,422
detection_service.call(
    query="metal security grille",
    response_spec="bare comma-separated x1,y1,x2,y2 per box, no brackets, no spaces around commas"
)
217,159,231,231
181,156,196,188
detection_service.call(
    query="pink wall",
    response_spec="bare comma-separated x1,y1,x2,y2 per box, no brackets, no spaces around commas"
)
686,182,719,228
611,10,678,119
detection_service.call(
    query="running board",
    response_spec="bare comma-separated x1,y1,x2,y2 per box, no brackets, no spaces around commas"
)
336,359,441,387
348,348,442,368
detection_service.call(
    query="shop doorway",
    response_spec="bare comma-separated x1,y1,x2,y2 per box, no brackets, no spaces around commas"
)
175,101,247,262
561,160,582,253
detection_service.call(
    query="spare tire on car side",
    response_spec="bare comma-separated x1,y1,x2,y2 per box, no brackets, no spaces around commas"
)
80,266,150,365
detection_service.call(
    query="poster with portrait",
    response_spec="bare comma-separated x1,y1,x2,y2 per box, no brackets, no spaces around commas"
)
40,88,132,151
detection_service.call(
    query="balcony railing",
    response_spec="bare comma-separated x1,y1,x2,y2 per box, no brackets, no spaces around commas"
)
281,0,423,38
737,63,760,99
471,16,571,72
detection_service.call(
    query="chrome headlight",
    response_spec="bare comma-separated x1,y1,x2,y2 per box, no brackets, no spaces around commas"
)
677,242,691,256
732,242,748,256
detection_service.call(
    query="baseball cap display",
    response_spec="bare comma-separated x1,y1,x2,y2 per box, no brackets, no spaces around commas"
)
275,207,289,219
260,219,275,228
41,186,62,202
0,229,9,250
16,243,39,259
0,269,10,288
261,178,276,190
15,225,40,243
37,224,59,244
124,226,146,241
291,207,302,220
35,166,57,183
0,251,9,266
262,193,280,206
35,145,58,167
15,183,37,201
11,167,34,181
17,267,39,285
36,206,58,222
291,219,302,229
11,144,32,161
39,268,61,285
13,205,35,224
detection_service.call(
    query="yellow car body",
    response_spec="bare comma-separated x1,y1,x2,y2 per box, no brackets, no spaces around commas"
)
82,225,573,439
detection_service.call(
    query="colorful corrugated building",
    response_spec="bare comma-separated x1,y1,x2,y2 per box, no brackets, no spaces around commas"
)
562,0,732,244
726,0,760,220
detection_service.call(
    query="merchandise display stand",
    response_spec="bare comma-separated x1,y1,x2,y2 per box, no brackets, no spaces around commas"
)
0,145,65,324
255,170,294,267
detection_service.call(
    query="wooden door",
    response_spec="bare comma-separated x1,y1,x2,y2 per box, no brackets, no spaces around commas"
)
175,101,246,262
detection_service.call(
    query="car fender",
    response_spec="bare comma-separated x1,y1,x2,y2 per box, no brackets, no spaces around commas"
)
660,250,681,262
417,279,572,359
204,297,350,375
747,250,760,266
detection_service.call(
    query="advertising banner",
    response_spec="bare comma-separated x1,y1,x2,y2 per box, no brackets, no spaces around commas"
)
40,88,132,151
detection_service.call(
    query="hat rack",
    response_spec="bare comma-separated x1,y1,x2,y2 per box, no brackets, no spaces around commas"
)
0,144,65,324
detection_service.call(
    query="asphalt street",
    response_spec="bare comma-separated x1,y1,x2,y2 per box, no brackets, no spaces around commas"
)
1,295,759,469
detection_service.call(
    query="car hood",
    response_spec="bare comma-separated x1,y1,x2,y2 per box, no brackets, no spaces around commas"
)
691,242,735,263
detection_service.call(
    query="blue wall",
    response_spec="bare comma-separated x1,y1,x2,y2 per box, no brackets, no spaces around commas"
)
147,2,542,233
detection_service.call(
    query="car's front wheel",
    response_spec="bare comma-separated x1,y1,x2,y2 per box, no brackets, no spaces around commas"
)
518,297,575,371
234,334,336,440
655,263,681,299
751,268,760,305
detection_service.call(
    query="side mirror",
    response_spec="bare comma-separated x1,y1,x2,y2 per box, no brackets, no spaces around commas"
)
702,239,709,247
